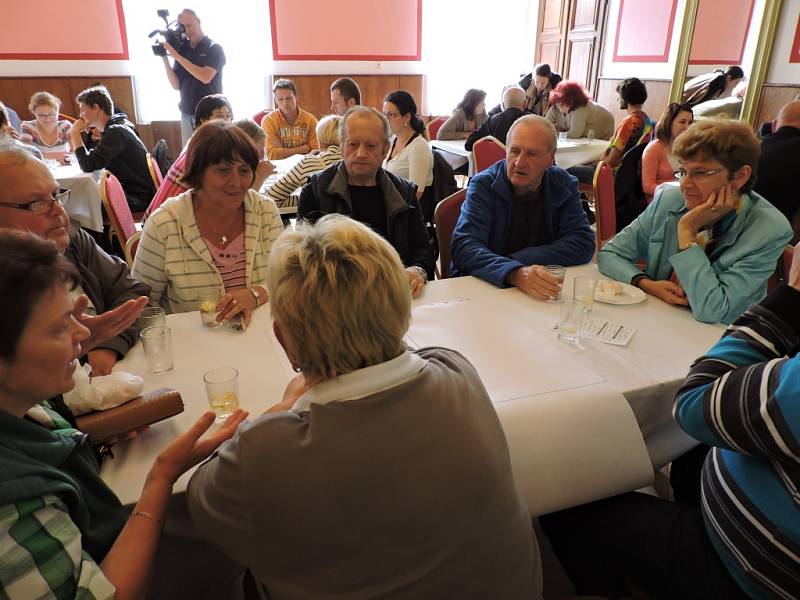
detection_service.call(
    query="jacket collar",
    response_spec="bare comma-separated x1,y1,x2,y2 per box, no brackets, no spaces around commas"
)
325,162,411,218
489,161,571,211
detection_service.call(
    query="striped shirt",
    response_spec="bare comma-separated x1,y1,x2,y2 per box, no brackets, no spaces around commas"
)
206,231,246,291
674,283,800,599
265,146,342,208
19,120,71,152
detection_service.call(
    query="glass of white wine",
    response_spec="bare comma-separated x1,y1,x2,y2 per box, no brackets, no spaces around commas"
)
203,367,239,422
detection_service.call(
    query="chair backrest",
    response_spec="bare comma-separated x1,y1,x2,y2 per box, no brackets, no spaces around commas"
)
593,162,616,252
426,116,447,140
125,232,142,268
433,188,468,279
471,136,506,174
100,170,138,263
614,143,647,231
253,109,269,125
768,243,796,292
145,153,164,188
151,138,173,176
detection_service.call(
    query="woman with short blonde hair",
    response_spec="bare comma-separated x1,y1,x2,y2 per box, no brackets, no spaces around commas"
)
20,91,73,163
265,114,343,208
187,214,542,599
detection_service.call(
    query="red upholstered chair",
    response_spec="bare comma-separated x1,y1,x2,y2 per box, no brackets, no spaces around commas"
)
426,116,447,140
433,188,468,279
145,153,163,188
471,136,506,173
592,162,616,252
253,109,269,125
100,170,139,267
767,243,795,292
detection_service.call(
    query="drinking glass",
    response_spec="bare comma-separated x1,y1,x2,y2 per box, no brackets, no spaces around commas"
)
139,306,166,330
558,131,568,141
544,265,567,303
586,129,595,140
140,326,174,373
557,299,586,344
198,290,221,328
573,277,598,313
204,367,239,422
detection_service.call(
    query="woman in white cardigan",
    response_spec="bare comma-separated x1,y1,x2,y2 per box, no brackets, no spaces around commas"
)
132,121,283,324
382,90,433,200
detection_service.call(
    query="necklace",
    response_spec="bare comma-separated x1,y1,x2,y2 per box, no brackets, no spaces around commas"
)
197,205,243,246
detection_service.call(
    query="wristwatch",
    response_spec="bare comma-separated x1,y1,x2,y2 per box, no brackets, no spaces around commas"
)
411,266,428,283
250,287,263,307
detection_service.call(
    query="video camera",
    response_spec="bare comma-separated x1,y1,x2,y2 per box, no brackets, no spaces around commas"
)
148,9,187,57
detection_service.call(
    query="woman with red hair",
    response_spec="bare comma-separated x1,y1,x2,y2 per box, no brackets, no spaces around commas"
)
545,81,614,140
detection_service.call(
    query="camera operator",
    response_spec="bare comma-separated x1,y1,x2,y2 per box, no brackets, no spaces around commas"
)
160,9,226,145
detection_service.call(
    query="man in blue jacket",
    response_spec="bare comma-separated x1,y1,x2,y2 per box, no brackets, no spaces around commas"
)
451,114,595,299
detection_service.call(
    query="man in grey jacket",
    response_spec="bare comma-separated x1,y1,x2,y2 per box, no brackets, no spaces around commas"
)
0,147,149,375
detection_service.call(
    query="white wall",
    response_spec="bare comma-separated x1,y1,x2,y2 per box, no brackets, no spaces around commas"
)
767,0,800,83
601,0,688,80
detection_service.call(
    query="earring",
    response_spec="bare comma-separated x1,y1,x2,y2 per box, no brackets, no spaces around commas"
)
292,365,302,373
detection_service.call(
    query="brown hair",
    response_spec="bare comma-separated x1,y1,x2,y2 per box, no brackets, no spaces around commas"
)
76,86,113,115
180,120,260,189
28,91,61,115
655,103,693,144
0,231,78,360
673,119,760,193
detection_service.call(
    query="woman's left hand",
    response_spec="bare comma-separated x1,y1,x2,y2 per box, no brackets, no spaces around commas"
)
216,289,260,326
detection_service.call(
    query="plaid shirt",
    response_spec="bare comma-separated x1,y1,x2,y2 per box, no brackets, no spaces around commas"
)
0,407,115,599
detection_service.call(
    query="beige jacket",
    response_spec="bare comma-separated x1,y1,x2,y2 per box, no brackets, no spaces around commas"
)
131,189,283,314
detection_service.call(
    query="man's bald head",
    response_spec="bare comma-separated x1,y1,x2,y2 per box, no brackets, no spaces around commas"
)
502,86,527,110
775,101,800,131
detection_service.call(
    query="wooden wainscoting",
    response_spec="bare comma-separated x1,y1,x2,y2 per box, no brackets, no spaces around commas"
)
756,84,800,128
267,74,424,119
594,78,672,127
0,76,139,124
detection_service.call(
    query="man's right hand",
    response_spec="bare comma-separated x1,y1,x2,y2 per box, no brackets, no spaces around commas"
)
507,265,562,300
637,279,689,306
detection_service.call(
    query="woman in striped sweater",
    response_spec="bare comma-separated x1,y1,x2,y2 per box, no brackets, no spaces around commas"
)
132,120,283,325
539,248,800,598
265,114,342,208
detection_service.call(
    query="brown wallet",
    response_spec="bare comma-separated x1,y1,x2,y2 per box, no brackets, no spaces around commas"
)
75,387,184,443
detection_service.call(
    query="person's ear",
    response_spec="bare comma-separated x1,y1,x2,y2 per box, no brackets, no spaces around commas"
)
731,165,752,192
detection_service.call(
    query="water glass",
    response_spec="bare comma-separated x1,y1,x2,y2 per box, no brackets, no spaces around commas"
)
204,367,239,422
139,306,166,330
198,290,221,328
544,265,567,303
586,129,595,140
557,299,586,344
573,277,598,313
140,326,174,373
558,131,568,141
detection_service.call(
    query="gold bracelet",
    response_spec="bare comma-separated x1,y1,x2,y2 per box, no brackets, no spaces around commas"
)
130,510,163,526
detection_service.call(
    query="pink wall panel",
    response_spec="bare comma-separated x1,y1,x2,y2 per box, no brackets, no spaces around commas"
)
613,0,678,62
789,14,800,63
689,0,754,65
269,0,421,60
0,0,128,59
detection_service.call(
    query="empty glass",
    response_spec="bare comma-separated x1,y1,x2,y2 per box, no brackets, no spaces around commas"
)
204,367,239,422
558,131,568,141
544,265,567,303
140,326,174,373
573,277,598,313
557,299,586,344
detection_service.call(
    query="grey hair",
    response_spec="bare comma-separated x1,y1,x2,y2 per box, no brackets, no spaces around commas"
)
340,106,391,146
233,118,266,145
507,114,557,152
502,86,527,110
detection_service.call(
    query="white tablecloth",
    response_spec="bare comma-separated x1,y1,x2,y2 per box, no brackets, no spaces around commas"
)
104,264,724,516
52,161,103,232
260,154,304,215
431,137,608,176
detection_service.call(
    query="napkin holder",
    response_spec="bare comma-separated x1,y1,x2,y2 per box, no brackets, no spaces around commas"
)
76,387,184,443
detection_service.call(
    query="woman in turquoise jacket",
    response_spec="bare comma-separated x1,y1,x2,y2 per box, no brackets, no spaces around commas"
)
598,119,791,325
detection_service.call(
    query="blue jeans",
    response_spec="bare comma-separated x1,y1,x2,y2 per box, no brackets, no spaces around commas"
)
180,112,195,147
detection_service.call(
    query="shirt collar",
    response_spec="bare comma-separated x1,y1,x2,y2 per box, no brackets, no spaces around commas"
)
291,350,426,413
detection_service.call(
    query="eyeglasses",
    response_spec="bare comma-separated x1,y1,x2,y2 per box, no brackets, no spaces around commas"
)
0,188,70,214
673,168,725,181
35,112,57,119
383,112,401,119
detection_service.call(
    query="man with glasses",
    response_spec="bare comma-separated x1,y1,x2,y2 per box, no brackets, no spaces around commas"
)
598,119,791,325
0,147,148,375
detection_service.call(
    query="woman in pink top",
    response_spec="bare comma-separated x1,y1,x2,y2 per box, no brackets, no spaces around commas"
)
642,103,693,202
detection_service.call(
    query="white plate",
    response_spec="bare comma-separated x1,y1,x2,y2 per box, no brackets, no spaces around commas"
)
594,282,646,305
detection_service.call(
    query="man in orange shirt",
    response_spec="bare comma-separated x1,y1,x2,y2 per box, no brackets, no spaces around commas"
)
261,79,319,159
